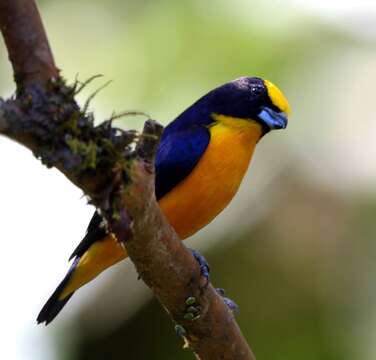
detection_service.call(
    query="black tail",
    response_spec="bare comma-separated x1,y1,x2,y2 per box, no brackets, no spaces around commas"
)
37,258,79,325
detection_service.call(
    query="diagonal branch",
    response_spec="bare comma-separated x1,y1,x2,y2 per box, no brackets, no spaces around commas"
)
0,1,256,359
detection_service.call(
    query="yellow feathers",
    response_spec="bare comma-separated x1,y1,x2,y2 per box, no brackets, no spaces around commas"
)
264,79,291,115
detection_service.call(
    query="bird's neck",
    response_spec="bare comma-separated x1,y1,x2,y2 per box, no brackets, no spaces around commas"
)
210,113,263,144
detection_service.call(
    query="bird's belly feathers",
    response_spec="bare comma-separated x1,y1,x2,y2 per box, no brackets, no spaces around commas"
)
159,121,261,239
60,119,261,298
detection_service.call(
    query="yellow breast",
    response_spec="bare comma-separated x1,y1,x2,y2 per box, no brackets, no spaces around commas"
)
159,115,263,239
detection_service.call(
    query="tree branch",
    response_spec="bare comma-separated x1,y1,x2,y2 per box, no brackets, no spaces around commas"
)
0,107,8,132
0,1,255,359
0,0,58,89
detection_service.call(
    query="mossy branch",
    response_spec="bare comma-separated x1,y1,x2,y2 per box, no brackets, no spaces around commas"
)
0,1,255,359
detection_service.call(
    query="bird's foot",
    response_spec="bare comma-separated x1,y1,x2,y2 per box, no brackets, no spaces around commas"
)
183,296,201,321
180,250,209,322
189,248,210,284
174,324,187,337
216,288,239,314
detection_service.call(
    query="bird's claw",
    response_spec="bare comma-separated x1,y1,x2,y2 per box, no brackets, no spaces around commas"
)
184,250,237,320
189,248,210,283
174,324,187,337
183,296,201,321
216,288,239,314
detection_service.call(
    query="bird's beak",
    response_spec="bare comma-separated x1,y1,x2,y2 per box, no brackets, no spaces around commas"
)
258,107,288,130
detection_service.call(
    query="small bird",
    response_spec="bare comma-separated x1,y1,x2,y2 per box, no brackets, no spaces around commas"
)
37,77,290,324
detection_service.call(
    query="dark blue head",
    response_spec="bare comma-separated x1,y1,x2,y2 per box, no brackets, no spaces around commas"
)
167,77,290,133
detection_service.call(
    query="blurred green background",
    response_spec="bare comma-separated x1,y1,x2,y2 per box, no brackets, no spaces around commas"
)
1,0,376,359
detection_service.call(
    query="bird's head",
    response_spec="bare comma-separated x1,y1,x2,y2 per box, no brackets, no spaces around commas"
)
167,77,290,137
206,77,290,134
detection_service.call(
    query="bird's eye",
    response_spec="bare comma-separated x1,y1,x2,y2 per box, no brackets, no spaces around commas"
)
250,85,263,96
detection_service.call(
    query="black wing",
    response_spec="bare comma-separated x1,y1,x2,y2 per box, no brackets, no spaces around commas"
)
68,211,107,260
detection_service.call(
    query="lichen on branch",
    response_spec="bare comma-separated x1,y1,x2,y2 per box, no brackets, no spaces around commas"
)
0,76,162,226
0,0,255,358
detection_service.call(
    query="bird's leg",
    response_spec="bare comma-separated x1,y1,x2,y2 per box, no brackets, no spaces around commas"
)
216,288,239,313
181,248,209,322
189,248,210,283
181,251,238,321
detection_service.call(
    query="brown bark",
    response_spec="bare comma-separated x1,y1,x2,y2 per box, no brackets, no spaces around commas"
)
0,1,255,359
0,0,58,89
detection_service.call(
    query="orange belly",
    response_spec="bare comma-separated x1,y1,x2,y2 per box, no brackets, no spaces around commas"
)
159,117,262,238
60,116,262,298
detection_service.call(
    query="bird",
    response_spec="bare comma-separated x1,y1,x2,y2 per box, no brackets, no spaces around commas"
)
37,76,290,324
